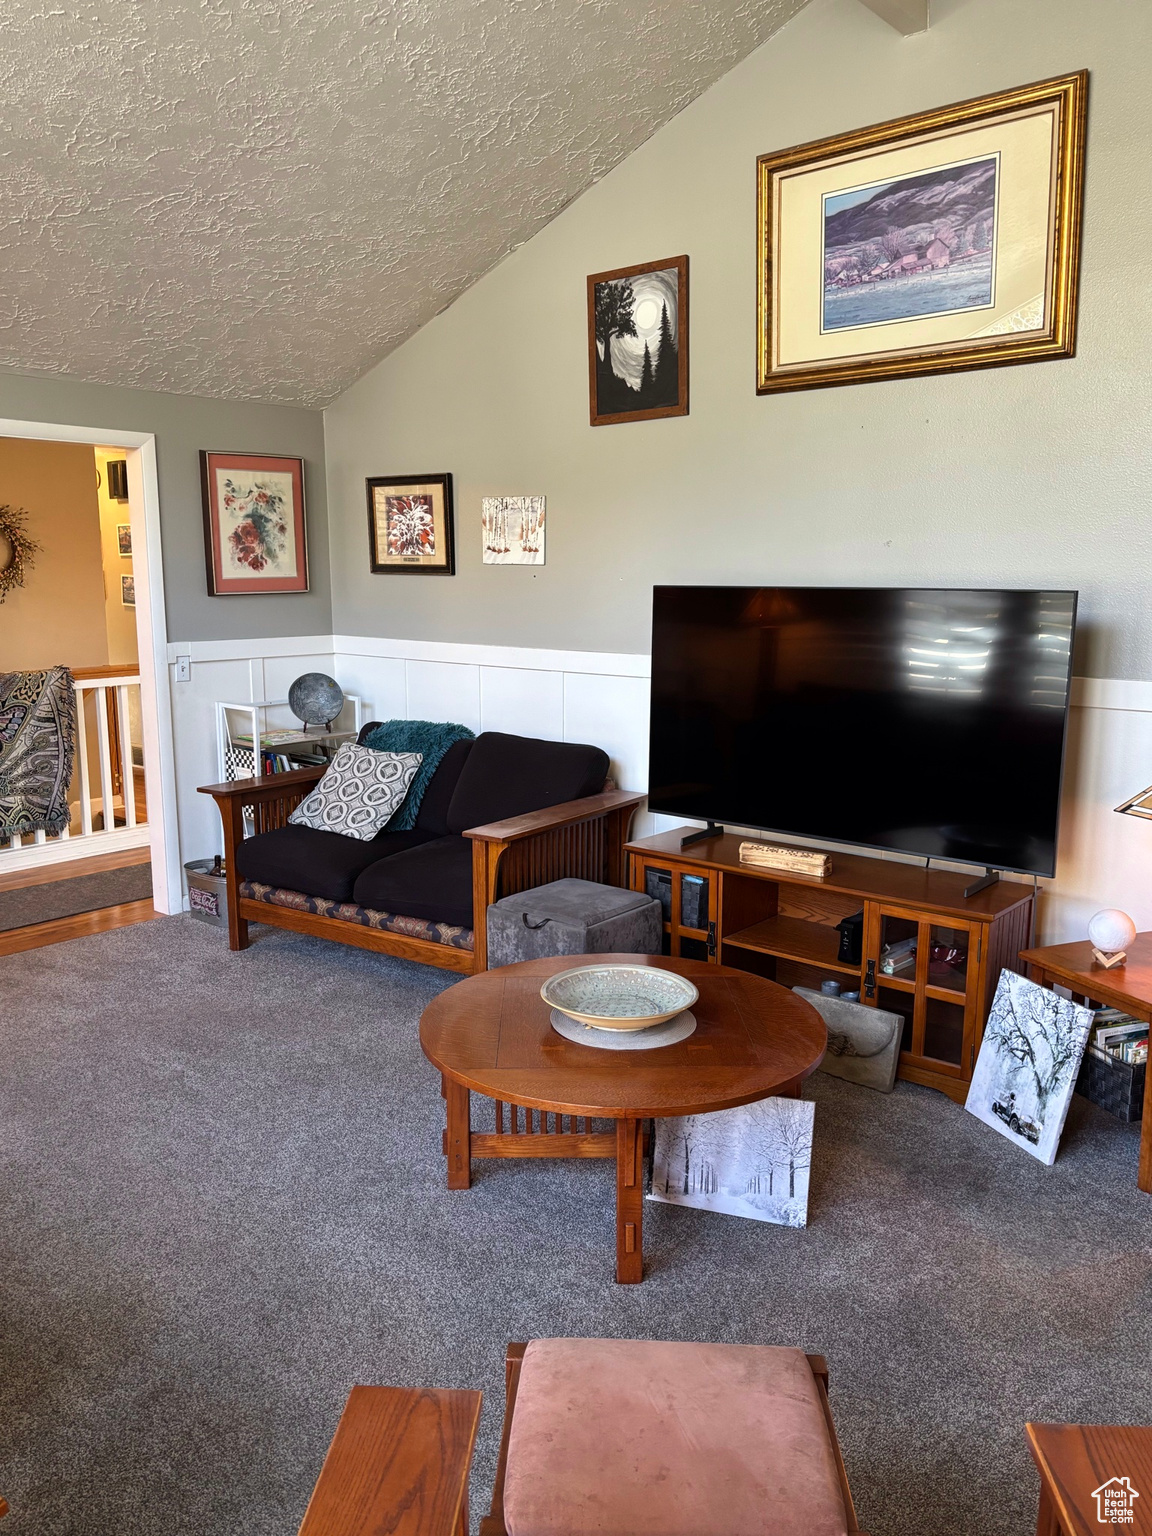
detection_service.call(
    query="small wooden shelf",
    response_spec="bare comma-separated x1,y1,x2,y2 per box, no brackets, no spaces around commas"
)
723,916,860,976
877,973,916,993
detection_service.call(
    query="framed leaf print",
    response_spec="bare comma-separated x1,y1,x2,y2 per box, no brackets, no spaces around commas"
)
366,473,455,575
757,72,1087,392
200,451,308,595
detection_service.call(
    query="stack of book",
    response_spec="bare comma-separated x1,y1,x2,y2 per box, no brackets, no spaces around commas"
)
1088,1008,1149,1066
880,937,917,977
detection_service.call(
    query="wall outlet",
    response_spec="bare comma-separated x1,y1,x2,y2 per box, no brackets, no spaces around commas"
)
175,655,192,683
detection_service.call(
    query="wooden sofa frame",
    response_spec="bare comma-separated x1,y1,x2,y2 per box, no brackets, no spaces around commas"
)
199,765,644,974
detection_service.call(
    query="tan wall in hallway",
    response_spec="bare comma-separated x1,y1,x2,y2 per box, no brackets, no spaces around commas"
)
95,446,140,668
0,437,108,672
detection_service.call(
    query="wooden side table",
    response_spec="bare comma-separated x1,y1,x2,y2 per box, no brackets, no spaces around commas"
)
419,954,827,1283
297,1385,482,1536
1027,1423,1152,1534
1019,934,1152,1193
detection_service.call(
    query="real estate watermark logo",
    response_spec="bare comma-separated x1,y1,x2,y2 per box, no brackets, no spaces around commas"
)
1092,1476,1140,1524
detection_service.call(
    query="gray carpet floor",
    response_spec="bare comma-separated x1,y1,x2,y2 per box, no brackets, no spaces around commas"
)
1,916,1149,1536
0,861,152,931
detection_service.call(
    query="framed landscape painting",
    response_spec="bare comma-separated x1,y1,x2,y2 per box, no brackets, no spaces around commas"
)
200,451,308,595
757,72,1087,392
588,255,688,425
367,473,455,575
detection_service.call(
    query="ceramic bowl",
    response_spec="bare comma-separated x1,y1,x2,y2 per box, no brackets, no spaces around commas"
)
540,965,699,1032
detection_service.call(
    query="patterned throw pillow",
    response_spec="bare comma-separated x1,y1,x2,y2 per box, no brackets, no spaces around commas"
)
288,743,422,840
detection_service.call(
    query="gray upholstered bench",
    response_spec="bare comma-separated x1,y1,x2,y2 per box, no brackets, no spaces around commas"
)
486,877,661,968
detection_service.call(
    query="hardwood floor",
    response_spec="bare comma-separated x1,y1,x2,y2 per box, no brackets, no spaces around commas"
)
0,899,159,957
0,845,151,894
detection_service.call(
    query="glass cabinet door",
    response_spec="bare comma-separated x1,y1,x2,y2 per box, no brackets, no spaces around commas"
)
634,860,716,961
868,905,980,1077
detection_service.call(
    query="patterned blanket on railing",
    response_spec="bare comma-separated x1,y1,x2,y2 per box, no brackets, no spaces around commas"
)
0,667,77,837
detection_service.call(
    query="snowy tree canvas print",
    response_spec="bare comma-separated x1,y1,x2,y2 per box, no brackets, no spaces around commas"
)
587,255,688,426
649,1097,815,1228
481,497,545,565
965,969,1092,1166
367,474,455,575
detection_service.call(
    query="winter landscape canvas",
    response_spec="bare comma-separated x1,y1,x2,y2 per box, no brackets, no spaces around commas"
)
821,155,998,332
481,496,545,565
588,255,688,425
649,1097,814,1228
966,969,1092,1166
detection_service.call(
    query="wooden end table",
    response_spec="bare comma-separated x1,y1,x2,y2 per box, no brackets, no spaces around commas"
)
418,954,827,1284
1020,934,1152,1193
1027,1422,1152,1534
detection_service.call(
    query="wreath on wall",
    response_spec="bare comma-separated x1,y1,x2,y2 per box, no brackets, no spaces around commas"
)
0,504,39,604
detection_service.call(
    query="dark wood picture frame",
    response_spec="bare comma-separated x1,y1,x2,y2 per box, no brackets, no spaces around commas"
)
200,449,308,596
587,255,688,426
366,473,456,576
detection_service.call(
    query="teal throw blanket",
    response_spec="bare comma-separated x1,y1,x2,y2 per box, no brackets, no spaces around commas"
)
361,719,475,830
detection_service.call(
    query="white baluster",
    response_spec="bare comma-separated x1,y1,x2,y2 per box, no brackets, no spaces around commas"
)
118,684,137,828
75,686,93,837
95,686,115,835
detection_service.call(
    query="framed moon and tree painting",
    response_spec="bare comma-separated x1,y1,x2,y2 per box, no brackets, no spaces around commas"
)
587,255,688,425
200,450,308,595
757,72,1087,392
366,473,455,575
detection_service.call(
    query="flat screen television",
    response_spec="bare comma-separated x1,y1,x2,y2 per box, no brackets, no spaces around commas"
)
648,586,1078,878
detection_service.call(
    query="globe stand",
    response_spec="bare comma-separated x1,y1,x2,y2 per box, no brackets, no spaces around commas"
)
1091,946,1128,969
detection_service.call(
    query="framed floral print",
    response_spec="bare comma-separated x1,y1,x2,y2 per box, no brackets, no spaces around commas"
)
366,473,455,575
757,72,1087,392
200,451,308,595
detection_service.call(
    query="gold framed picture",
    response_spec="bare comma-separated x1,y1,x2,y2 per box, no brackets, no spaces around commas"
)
756,72,1087,393
366,473,455,575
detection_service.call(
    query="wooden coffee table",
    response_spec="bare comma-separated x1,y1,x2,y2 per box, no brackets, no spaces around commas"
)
418,954,827,1283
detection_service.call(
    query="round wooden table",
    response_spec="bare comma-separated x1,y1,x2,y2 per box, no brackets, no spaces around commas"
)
419,954,827,1283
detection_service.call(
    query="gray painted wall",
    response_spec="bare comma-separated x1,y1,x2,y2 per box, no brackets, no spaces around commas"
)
0,369,328,642
324,0,1152,679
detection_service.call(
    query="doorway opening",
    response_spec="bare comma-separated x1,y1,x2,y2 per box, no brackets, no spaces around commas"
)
0,418,180,947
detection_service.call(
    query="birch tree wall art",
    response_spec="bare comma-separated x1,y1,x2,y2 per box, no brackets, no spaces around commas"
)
481,497,545,565
650,1097,815,1228
965,969,1092,1166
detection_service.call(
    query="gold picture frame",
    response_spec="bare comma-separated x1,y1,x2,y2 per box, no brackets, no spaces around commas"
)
757,72,1087,393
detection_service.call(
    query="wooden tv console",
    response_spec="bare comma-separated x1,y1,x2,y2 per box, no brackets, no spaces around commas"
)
626,828,1035,1102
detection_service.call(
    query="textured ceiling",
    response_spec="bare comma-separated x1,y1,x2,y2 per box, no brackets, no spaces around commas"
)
0,0,811,407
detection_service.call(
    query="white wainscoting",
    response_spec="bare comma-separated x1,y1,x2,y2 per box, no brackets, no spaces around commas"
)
166,634,1152,945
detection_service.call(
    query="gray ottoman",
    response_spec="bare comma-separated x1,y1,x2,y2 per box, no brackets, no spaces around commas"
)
486,878,662,968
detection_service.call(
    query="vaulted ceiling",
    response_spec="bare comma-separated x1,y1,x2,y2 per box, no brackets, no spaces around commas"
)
0,0,813,408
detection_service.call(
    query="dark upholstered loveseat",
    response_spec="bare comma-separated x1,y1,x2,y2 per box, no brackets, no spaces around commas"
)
199,727,644,973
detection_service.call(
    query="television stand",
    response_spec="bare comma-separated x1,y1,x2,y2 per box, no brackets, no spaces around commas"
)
626,827,1034,1102
680,822,725,850
963,867,1000,899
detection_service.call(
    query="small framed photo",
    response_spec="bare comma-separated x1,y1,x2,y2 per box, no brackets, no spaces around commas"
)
367,474,455,575
200,450,308,596
121,575,135,608
588,255,688,426
116,524,132,556
757,72,1087,392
